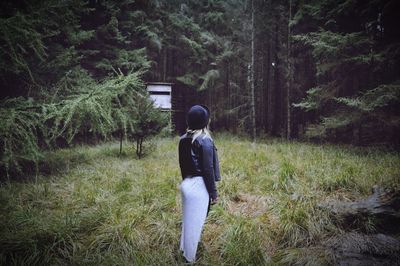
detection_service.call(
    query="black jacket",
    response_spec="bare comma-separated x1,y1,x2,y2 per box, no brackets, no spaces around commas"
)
179,133,221,199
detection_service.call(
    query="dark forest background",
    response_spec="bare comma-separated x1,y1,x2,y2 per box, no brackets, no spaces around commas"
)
1,0,399,155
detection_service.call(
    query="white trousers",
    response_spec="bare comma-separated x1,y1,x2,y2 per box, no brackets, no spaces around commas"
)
180,176,209,262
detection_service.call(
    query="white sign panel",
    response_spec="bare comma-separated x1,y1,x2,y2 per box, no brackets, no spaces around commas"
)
147,84,171,93
147,83,172,110
149,94,171,109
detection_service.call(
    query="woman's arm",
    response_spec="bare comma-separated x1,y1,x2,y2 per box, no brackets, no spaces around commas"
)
200,138,218,200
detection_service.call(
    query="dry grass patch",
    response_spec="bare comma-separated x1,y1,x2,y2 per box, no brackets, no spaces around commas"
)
226,193,274,218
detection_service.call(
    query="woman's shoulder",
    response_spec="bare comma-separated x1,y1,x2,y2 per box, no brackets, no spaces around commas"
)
196,134,213,147
180,133,188,140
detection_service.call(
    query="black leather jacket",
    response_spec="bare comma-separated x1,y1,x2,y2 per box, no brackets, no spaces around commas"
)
179,133,221,199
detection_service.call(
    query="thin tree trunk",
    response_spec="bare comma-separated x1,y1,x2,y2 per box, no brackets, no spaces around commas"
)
119,130,123,155
286,0,292,140
268,36,274,134
136,138,140,158
250,0,256,140
163,48,167,81
226,61,230,130
139,138,143,158
272,21,281,136
265,36,271,133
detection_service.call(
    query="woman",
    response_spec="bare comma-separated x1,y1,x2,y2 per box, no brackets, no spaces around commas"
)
179,104,221,263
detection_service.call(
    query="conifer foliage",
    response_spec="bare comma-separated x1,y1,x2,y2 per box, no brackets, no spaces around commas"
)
0,1,169,178
0,72,167,179
291,0,400,144
0,98,43,179
45,72,143,144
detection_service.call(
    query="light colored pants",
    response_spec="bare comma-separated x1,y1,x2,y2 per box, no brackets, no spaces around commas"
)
180,176,209,262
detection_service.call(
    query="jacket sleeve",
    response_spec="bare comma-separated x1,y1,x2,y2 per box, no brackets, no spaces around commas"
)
200,137,218,200
178,139,185,179
213,144,221,181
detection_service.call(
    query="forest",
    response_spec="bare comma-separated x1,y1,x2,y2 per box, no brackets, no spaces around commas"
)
0,0,400,265
2,0,400,146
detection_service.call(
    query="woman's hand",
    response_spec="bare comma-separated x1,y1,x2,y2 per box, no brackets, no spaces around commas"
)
211,197,219,205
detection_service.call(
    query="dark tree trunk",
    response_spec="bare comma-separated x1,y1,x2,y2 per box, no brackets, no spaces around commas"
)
250,0,256,140
286,0,292,139
119,130,123,155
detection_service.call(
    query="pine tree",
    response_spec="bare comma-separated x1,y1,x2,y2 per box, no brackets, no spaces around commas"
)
292,0,400,144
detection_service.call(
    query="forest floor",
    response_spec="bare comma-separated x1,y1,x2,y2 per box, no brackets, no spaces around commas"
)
0,134,399,265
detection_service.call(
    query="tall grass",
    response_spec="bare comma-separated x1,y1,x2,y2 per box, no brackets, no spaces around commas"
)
0,134,399,265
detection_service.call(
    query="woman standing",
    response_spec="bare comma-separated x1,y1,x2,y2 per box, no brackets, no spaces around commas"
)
179,105,221,263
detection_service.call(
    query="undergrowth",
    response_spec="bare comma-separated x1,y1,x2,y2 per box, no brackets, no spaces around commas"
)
0,134,399,265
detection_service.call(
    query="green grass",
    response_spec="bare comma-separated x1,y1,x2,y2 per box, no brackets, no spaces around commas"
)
0,134,399,265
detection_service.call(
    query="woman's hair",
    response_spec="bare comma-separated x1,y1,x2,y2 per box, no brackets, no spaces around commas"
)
187,126,212,143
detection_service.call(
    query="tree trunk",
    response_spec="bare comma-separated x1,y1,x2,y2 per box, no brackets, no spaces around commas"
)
139,138,143,158
226,61,230,130
272,21,281,136
265,36,271,133
286,0,292,140
268,36,274,134
136,138,141,158
163,48,167,81
250,0,256,140
119,130,123,155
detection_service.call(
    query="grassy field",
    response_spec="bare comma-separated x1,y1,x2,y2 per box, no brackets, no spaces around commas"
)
0,134,399,265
